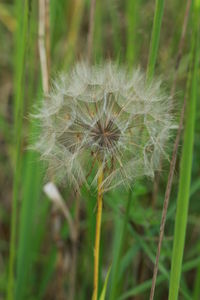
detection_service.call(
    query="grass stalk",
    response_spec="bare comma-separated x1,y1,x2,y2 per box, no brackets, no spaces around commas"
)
15,1,51,298
126,0,138,65
6,1,29,299
149,97,187,300
168,2,200,298
39,0,50,94
109,1,121,58
149,1,192,298
146,0,165,81
69,193,80,300
119,256,200,300
92,166,103,300
15,151,43,300
64,0,85,67
170,0,192,98
109,191,132,300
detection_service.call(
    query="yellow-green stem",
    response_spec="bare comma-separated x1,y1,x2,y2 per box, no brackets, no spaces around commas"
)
92,167,103,300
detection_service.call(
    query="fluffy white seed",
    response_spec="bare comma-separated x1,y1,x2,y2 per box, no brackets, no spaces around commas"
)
32,62,174,191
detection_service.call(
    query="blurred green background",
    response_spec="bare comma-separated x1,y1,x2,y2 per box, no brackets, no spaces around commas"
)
0,0,199,299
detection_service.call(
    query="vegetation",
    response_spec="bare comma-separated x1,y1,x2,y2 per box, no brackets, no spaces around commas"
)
0,0,199,299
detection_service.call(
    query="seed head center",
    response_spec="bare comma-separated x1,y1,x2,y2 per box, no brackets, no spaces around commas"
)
91,119,121,149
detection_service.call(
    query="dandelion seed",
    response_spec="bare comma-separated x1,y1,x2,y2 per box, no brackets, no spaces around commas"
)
32,62,174,192
31,62,175,300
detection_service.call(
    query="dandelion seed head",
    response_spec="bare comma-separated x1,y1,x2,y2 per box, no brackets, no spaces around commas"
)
32,62,175,191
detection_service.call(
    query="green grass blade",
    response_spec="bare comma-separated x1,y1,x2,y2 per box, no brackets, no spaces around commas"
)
146,0,165,81
99,267,111,300
168,2,200,299
13,1,46,298
130,227,168,278
109,1,121,58
63,0,85,67
109,192,132,300
129,225,192,298
6,1,29,299
118,256,200,300
126,0,139,65
15,151,43,300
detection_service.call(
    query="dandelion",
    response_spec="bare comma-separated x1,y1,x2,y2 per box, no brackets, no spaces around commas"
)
32,62,174,299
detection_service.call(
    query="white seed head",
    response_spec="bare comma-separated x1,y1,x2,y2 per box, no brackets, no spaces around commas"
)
32,62,174,191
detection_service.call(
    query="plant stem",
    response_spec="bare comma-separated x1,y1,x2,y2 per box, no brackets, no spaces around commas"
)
146,0,165,82
69,192,80,300
126,0,138,66
92,166,103,300
149,1,192,298
109,191,132,300
7,1,29,299
168,3,199,298
38,0,50,94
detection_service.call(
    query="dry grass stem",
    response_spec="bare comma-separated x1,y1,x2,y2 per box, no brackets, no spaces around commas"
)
45,0,50,75
92,165,103,300
152,0,192,206
149,1,192,298
170,0,192,98
38,0,49,94
43,182,76,241
149,98,186,300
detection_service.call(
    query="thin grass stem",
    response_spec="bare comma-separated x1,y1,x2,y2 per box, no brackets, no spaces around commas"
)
168,3,200,298
39,0,50,94
126,0,138,65
69,192,80,300
109,191,132,300
146,0,165,81
6,1,29,299
92,165,103,300
149,1,192,298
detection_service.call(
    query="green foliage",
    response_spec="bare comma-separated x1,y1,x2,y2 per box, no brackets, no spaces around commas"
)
6,0,29,299
168,2,200,299
0,0,199,299
126,0,139,65
99,267,111,300
146,0,165,81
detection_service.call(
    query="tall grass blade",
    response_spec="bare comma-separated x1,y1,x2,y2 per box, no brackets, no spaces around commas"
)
63,0,85,67
15,144,43,300
149,2,192,298
109,1,121,58
109,192,132,300
14,1,46,298
6,1,29,299
126,0,139,65
99,267,111,300
168,2,200,298
119,256,200,300
146,0,165,81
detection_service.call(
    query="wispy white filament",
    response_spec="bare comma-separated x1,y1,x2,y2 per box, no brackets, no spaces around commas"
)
32,62,174,191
